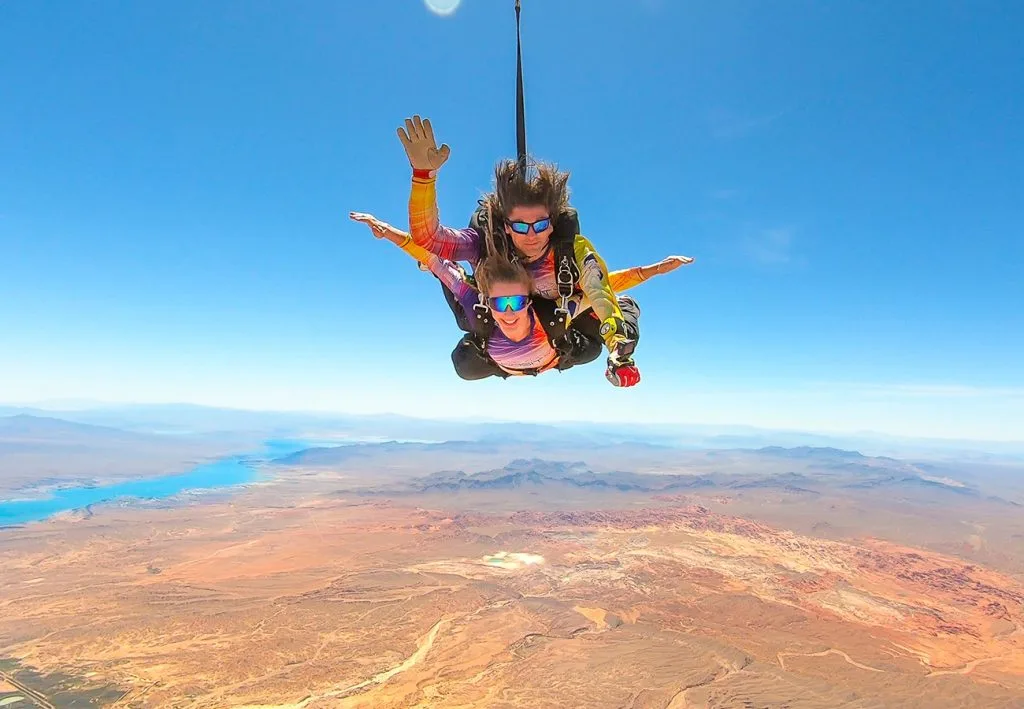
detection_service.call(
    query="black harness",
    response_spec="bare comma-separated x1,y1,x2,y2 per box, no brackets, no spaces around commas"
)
438,206,585,376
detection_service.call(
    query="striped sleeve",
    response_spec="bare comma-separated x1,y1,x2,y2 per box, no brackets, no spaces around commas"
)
409,174,481,263
425,254,476,306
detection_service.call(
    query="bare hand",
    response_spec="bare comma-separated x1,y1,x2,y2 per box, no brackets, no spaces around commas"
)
397,115,451,172
655,255,695,274
349,211,406,242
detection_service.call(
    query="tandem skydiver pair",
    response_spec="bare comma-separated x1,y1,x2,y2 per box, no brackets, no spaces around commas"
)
350,115,694,386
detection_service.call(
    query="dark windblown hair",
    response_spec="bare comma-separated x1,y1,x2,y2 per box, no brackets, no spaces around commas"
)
483,156,571,223
471,156,569,296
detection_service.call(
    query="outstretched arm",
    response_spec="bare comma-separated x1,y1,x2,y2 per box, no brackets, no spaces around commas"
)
609,255,694,292
398,115,481,263
349,211,435,269
422,250,477,313
349,210,475,306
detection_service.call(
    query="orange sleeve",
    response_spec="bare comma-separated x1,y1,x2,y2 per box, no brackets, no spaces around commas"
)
608,267,648,293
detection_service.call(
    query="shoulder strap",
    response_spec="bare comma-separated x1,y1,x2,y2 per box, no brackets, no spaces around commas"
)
532,297,568,344
555,207,581,243
468,201,490,261
551,210,580,321
534,296,594,373
441,281,474,334
469,286,495,352
470,299,495,345
468,200,520,264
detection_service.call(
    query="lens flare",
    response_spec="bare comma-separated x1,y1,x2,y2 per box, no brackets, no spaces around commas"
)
424,0,462,17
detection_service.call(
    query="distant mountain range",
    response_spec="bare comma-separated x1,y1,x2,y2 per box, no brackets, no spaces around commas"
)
3,403,1023,460
273,440,915,474
410,459,711,493
0,414,253,495
343,455,1019,505
3,411,1022,505
0,414,160,444
754,446,868,460
261,437,1023,507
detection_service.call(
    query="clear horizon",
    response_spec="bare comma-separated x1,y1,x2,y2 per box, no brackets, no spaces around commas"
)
3,1,1021,441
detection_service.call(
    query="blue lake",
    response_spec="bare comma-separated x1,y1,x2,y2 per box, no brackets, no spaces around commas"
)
0,438,333,528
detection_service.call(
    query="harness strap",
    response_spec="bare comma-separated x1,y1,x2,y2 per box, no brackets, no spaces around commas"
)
553,237,577,325
471,300,495,352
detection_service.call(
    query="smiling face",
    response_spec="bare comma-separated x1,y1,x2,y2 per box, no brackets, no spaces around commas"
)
504,205,554,262
487,279,532,341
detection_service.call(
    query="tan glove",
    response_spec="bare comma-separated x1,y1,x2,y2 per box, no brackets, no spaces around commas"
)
396,115,451,172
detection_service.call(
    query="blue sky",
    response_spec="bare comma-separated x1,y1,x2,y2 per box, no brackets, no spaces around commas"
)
2,0,1022,439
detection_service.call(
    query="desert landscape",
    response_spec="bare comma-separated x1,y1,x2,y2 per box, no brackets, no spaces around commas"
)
2,422,1024,708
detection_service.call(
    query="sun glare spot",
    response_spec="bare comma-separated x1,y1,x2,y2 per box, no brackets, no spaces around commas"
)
424,0,462,17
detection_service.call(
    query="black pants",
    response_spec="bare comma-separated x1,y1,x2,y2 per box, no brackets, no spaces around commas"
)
451,336,509,380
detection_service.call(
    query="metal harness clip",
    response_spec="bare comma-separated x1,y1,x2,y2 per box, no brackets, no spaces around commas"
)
555,255,574,323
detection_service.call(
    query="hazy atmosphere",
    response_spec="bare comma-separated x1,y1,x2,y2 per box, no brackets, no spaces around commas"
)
2,1,1021,707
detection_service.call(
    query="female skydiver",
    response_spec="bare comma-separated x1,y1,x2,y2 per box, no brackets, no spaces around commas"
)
396,115,648,387
349,211,693,381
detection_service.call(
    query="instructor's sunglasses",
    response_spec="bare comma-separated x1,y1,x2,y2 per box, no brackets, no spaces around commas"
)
488,295,530,312
506,217,552,235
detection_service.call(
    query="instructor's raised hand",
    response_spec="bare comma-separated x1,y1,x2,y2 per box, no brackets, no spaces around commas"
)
397,115,450,172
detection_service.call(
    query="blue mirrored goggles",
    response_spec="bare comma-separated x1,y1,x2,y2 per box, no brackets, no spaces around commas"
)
506,217,552,235
488,295,530,312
